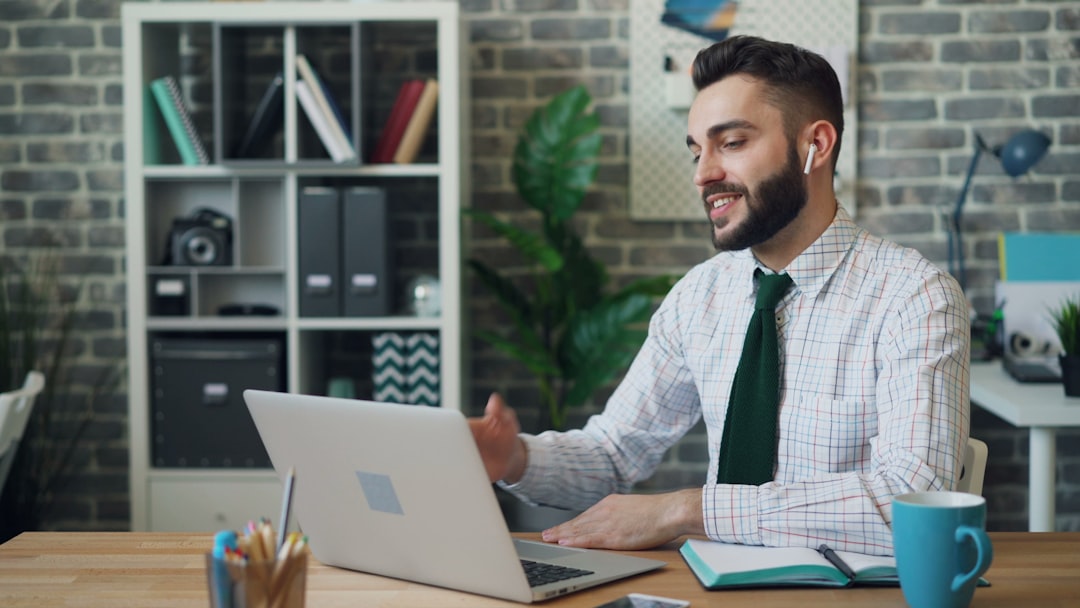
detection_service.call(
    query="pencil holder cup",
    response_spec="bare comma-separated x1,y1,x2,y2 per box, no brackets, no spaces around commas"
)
205,552,307,608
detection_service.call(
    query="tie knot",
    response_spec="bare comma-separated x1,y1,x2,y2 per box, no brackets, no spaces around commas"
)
754,272,792,311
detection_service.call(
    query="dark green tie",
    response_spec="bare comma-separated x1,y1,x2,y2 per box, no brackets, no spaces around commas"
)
717,270,793,485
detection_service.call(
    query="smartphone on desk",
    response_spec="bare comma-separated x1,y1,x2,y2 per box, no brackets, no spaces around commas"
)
594,593,690,608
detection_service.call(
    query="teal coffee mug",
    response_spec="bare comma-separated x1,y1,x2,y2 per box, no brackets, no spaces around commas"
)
893,491,993,608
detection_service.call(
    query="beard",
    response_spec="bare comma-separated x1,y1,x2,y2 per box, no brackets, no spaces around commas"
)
706,145,808,252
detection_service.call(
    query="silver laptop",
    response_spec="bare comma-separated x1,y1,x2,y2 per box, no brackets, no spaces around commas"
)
243,390,666,603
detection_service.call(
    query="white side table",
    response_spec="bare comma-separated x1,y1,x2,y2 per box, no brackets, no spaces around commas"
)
970,362,1080,531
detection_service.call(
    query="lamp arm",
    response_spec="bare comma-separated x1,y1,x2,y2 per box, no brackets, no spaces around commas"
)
952,145,983,233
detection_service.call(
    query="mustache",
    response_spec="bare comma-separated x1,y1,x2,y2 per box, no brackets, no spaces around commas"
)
702,182,749,200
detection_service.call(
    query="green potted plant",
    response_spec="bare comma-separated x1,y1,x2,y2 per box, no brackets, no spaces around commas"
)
466,85,678,431
1049,294,1080,397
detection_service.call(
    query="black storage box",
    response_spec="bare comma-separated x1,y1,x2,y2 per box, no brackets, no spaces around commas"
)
151,336,284,468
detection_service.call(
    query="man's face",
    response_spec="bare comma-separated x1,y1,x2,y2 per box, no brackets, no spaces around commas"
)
686,76,808,252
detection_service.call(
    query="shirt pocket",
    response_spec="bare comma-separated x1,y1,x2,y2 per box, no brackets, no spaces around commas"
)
780,395,877,475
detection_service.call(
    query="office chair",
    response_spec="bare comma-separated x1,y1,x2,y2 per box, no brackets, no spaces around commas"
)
956,437,989,496
0,371,46,501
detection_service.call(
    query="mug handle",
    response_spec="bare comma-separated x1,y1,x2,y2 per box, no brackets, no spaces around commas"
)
950,525,994,592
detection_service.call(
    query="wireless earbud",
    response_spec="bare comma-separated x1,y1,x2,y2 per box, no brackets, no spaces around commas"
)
803,143,817,175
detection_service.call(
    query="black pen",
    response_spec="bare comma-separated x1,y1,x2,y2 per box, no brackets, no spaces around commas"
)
817,544,857,581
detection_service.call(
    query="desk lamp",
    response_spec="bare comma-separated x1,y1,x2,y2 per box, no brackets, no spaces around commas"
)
949,129,1051,291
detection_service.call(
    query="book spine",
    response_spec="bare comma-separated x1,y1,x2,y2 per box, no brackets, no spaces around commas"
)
297,80,349,163
149,76,210,166
392,79,439,164
370,79,424,164
233,71,284,159
295,55,354,160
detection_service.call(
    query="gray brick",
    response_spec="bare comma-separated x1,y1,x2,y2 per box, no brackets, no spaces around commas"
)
1064,125,1080,146
971,182,1058,205
101,24,121,47
17,25,95,48
589,45,627,68
79,112,123,134
531,18,610,41
470,20,525,42
881,68,962,92
502,47,583,70
87,168,122,192
103,83,122,105
860,99,937,122
970,67,1051,90
0,112,75,134
970,10,1052,34
859,156,941,179
88,225,124,247
1027,208,1080,231
0,0,70,20
1064,180,1080,202
859,210,935,235
0,84,13,106
0,199,28,220
78,53,122,76
885,127,965,151
3,225,79,247
27,142,106,163
510,0,578,10
74,0,119,20
886,185,955,208
942,40,1020,63
1025,38,1080,61
0,142,19,164
2,169,81,192
60,254,115,275
470,76,528,99
879,12,960,35
1033,94,1080,118
536,74,613,98
860,40,933,63
1058,65,1080,88
22,83,97,105
944,97,1025,121
1059,8,1080,31
1030,152,1080,176
0,54,72,77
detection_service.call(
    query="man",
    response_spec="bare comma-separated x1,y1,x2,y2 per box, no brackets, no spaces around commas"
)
470,36,969,556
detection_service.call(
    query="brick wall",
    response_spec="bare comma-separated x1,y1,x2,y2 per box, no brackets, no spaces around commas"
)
0,0,1076,533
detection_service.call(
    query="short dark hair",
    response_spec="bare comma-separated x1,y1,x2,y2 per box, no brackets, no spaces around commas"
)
692,35,844,166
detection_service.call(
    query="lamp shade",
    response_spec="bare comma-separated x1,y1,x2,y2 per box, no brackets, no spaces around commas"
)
998,130,1051,177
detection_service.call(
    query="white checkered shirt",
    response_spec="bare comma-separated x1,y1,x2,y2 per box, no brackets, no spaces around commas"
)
505,205,971,556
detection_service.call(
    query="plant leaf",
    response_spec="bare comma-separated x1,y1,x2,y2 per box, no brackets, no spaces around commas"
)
465,209,564,272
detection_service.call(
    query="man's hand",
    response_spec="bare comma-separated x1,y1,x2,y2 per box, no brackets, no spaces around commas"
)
539,489,704,550
468,393,527,484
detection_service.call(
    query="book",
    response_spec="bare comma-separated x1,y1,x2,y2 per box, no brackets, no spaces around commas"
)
392,78,438,164
295,54,354,159
370,79,425,163
149,75,210,166
296,79,351,163
232,71,284,159
680,539,900,589
998,232,1080,282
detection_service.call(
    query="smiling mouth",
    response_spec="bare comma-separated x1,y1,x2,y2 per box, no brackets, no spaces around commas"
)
706,193,741,213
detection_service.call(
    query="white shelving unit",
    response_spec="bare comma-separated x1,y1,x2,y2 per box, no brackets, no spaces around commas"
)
122,2,466,531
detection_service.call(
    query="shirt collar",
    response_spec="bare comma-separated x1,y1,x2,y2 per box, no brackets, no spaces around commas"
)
740,204,860,298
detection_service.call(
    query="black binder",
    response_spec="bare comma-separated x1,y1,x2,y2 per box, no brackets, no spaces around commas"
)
342,187,391,316
298,186,341,317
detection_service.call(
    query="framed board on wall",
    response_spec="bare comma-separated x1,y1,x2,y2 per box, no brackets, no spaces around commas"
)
629,0,858,221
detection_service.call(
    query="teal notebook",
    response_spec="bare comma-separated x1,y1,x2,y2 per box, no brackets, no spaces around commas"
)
680,539,898,589
149,76,210,166
680,539,990,590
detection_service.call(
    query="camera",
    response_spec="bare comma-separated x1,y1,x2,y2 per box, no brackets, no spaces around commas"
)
165,208,233,266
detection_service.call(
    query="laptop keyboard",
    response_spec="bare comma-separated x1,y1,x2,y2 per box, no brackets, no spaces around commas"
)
520,559,595,587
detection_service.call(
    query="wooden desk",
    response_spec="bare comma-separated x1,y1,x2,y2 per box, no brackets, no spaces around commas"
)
970,361,1080,531
1,532,1078,607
